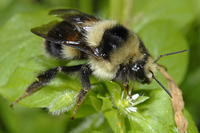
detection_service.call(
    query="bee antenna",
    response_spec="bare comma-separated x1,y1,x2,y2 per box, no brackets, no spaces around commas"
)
150,71,172,98
154,49,187,63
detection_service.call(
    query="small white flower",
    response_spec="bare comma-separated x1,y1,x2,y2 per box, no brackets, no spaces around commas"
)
115,90,149,116
124,93,140,113
125,106,137,113
132,94,139,101
118,92,140,113
125,93,139,102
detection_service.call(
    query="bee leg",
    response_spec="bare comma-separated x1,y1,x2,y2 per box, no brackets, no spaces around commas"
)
71,65,91,119
10,65,83,108
121,66,132,99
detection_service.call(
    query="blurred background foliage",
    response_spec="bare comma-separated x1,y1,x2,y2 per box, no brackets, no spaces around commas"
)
0,0,200,133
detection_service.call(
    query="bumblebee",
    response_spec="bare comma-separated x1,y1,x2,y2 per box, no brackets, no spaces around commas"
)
11,9,186,119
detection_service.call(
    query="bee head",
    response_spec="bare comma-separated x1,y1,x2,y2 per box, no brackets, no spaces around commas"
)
129,58,173,98
130,49,187,98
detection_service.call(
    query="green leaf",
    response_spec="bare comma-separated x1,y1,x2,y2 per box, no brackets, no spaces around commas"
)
131,0,200,31
181,67,200,124
65,112,113,133
0,0,44,27
183,109,199,133
104,110,118,132
97,93,113,112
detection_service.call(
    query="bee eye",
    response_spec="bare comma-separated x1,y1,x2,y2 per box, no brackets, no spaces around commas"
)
135,65,145,82
129,62,146,84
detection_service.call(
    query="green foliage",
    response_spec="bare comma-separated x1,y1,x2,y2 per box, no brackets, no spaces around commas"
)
0,0,200,133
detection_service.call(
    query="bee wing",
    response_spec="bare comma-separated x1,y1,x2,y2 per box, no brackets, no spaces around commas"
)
49,9,99,23
31,10,100,58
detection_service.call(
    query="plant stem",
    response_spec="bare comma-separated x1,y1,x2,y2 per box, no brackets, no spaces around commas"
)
117,112,126,133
